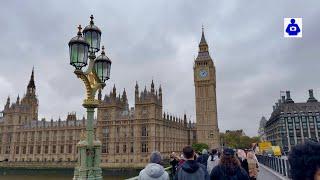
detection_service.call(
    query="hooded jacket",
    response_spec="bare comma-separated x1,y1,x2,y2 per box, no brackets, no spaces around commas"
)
176,160,209,180
138,163,169,180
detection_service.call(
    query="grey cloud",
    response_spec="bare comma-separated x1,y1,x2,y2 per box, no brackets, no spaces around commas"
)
1,0,320,136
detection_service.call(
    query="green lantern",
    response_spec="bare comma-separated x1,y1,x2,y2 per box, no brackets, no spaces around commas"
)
94,46,111,82
83,15,102,53
68,25,89,70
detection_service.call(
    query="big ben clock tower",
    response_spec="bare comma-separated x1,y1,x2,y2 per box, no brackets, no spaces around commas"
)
194,28,219,148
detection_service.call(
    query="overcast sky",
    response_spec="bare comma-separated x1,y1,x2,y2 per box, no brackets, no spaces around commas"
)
0,0,319,136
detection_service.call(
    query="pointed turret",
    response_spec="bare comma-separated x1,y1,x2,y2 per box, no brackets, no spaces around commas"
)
5,96,10,109
151,80,155,94
122,88,127,102
27,68,36,96
158,85,162,104
135,81,139,102
159,85,162,95
16,95,20,105
144,86,147,95
112,84,116,98
199,26,208,52
28,68,36,89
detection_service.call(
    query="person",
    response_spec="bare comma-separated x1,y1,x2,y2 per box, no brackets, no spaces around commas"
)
207,149,220,174
197,149,209,167
177,154,186,169
247,151,259,180
285,18,301,36
237,149,249,175
288,139,320,180
176,146,209,180
210,148,249,180
170,152,180,177
138,151,169,180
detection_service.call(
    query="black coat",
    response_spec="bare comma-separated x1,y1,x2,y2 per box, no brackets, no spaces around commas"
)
210,165,250,180
197,154,209,167
238,158,249,175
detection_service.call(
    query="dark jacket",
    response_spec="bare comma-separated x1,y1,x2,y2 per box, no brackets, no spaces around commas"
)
176,160,209,180
210,165,249,180
197,154,209,167
238,158,249,175
170,158,179,175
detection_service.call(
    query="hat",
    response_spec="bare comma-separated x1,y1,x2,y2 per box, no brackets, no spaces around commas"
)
202,149,208,155
223,148,235,156
150,151,162,164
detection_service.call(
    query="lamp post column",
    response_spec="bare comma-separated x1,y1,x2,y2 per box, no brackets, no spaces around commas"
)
69,15,111,180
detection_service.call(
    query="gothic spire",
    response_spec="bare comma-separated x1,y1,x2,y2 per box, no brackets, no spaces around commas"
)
151,80,155,93
135,81,139,93
113,84,116,96
199,26,209,53
159,85,162,95
27,67,36,89
5,96,10,109
16,94,20,105
122,88,127,102
196,26,212,61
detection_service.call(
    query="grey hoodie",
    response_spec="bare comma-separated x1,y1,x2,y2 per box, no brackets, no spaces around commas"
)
138,163,169,180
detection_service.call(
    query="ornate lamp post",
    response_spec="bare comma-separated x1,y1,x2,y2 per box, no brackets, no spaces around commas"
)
68,15,111,180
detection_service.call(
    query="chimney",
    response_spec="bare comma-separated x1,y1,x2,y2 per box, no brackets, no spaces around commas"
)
285,91,294,103
281,96,286,103
273,105,276,111
307,89,318,102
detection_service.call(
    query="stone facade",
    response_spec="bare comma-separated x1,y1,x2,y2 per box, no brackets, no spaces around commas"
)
258,116,267,141
0,31,218,168
265,90,320,153
194,30,219,148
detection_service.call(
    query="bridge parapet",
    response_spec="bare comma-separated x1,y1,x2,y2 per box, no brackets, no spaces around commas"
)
257,155,291,179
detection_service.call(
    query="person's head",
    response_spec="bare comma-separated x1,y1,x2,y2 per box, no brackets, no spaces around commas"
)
289,139,320,180
211,149,217,155
202,149,208,155
170,152,176,158
290,18,295,24
237,149,246,160
210,149,218,161
183,146,195,160
150,151,162,164
220,148,240,170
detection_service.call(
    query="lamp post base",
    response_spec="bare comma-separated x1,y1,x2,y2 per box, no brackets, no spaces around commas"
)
73,140,103,180
73,167,103,180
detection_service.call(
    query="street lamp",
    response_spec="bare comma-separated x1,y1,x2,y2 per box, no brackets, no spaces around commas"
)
68,15,111,180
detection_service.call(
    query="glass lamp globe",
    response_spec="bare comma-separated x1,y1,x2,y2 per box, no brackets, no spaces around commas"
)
94,46,111,82
83,15,102,53
68,25,89,69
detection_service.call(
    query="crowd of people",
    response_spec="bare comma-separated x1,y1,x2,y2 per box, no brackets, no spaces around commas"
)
138,146,258,180
138,139,320,180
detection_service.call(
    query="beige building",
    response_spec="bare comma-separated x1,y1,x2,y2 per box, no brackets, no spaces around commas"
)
0,31,218,168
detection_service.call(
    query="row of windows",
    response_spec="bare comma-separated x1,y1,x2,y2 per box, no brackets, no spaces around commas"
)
13,145,74,155
103,126,148,138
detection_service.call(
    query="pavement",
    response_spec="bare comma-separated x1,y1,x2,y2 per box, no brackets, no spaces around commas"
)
257,164,289,180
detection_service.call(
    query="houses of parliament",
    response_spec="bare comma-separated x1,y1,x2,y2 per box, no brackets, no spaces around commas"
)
0,30,219,168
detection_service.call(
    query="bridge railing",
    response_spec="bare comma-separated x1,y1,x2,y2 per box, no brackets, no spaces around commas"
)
256,155,291,178
125,166,172,180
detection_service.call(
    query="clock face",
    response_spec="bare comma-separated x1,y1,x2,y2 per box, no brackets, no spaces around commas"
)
199,69,208,78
